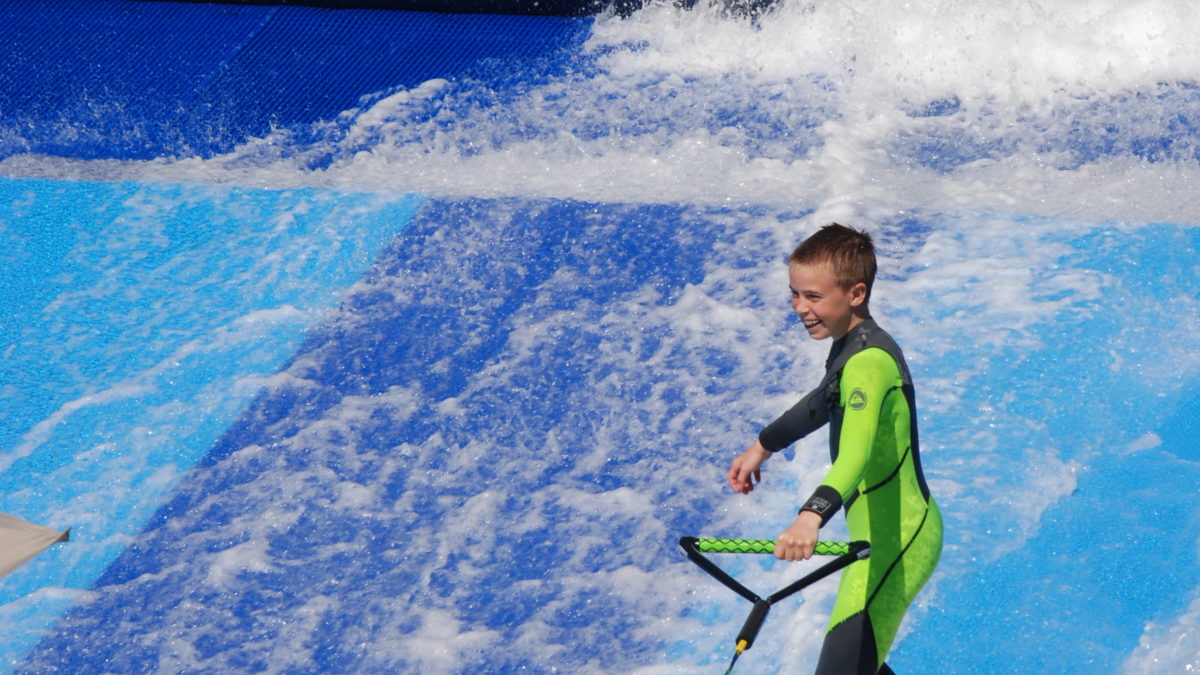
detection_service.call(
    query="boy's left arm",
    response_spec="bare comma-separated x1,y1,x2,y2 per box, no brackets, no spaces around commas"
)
773,349,894,561
818,348,895,507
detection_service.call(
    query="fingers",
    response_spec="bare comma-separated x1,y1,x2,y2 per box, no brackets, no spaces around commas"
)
727,464,761,494
772,534,814,561
727,460,751,493
725,465,739,492
725,465,742,493
774,512,821,561
728,473,752,494
727,444,769,494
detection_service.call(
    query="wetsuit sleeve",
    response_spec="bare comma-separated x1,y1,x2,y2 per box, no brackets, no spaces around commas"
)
811,348,900,524
758,386,830,452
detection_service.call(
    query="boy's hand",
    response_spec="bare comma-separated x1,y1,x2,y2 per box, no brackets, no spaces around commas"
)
774,511,822,561
727,440,771,494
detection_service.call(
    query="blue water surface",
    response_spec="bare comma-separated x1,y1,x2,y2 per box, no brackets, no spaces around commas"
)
0,177,422,668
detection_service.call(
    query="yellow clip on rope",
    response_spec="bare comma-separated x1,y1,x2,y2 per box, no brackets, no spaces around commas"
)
724,639,749,675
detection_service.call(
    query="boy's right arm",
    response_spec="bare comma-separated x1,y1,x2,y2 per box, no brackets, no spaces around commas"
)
758,386,830,452
732,383,830,494
728,439,772,494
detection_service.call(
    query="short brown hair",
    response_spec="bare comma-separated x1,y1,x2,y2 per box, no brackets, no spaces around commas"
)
790,223,876,300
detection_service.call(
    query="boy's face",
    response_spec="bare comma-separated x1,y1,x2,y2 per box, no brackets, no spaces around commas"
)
788,262,867,341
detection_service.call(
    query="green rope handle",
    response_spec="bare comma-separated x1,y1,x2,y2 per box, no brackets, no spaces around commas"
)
695,538,853,556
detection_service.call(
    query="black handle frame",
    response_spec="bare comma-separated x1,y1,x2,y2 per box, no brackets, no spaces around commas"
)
679,536,870,652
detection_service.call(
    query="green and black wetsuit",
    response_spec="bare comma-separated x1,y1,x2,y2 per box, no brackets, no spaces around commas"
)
759,318,942,675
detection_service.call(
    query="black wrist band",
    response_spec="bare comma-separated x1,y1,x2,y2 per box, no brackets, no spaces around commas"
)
799,485,843,527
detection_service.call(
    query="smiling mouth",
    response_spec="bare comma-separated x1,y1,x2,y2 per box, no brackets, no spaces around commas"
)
803,318,821,329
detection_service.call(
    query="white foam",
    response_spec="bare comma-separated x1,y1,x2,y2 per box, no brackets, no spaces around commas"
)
388,608,505,674
205,539,276,587
595,1,1200,103
1123,590,1200,674
2,383,154,474
3,4,1199,229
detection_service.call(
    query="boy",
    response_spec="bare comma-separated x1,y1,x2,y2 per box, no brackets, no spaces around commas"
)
727,223,942,674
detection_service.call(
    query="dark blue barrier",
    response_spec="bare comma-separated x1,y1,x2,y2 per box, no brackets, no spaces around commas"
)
0,0,590,160
147,0,645,16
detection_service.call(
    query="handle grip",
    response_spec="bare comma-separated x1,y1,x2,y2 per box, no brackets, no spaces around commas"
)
694,538,867,557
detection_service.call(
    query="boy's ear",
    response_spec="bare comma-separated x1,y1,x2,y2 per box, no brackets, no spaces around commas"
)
848,282,868,307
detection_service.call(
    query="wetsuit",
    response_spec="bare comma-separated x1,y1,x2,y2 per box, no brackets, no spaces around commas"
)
759,318,942,675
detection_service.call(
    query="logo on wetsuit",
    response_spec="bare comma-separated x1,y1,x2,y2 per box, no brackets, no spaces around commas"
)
848,388,868,410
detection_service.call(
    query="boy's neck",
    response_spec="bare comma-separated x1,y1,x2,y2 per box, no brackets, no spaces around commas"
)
835,310,871,340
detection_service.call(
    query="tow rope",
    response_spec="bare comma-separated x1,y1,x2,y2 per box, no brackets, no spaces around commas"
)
678,537,870,673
